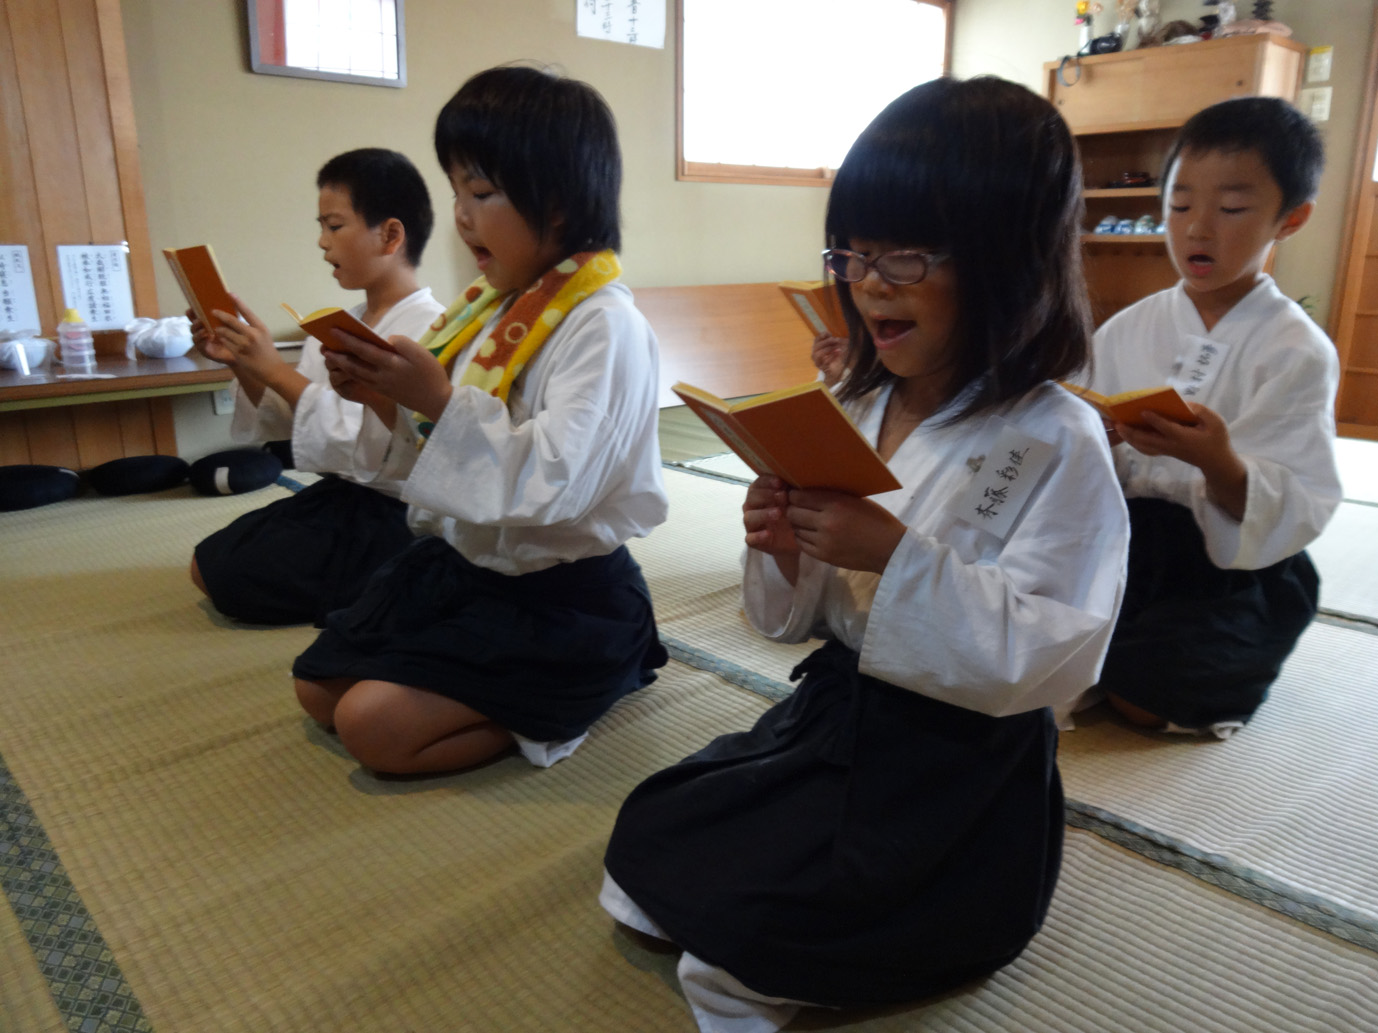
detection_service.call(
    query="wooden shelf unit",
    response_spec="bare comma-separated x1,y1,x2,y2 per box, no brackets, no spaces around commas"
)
1045,34,1306,326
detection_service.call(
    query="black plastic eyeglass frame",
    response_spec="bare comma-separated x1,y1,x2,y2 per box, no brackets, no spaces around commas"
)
821,248,948,286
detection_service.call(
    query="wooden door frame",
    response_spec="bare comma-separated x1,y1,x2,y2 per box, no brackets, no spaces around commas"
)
1328,9,1378,439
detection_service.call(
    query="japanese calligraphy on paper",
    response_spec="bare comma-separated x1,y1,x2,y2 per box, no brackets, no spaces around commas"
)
0,245,42,335
576,0,665,48
56,244,136,332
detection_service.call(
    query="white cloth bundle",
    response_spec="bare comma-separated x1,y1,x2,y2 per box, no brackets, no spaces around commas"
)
0,333,53,373
125,316,194,358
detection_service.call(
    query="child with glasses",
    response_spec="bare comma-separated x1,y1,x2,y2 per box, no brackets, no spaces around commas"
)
600,76,1130,1031
289,66,668,775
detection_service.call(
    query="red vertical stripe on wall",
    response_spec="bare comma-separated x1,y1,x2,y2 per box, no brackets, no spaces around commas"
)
256,0,285,65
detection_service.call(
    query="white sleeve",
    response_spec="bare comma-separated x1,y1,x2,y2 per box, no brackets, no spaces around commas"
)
399,299,659,527
1192,333,1342,569
228,377,295,443
742,549,830,642
295,294,444,479
864,425,1127,716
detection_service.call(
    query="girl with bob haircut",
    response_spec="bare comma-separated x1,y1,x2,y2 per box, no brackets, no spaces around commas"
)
601,76,1130,1030
290,65,668,776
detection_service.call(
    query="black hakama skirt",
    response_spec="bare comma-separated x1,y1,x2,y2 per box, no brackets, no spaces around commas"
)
194,475,415,625
291,535,667,742
603,641,1063,1007
1097,498,1319,728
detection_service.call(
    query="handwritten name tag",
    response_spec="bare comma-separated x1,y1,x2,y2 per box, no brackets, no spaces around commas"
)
952,418,1055,539
1168,335,1232,401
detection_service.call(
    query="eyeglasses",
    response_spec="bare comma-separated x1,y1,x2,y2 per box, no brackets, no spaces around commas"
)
822,248,948,286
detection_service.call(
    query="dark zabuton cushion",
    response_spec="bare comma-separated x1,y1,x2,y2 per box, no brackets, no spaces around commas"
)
0,464,81,511
86,455,191,496
188,449,283,496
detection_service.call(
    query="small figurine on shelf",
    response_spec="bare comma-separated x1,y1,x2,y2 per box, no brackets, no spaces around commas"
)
1069,0,1102,50
1140,17,1200,46
1115,0,1137,44
1218,0,1291,37
1137,0,1161,46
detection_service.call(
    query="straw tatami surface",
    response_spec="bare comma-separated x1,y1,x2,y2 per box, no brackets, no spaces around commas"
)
2,459,1377,1031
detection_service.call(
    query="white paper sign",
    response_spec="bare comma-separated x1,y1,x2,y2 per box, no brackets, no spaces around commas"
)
952,418,1056,540
576,0,665,48
0,245,42,335
56,244,136,331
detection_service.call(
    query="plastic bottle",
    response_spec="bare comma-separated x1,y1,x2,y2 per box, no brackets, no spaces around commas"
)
58,308,96,374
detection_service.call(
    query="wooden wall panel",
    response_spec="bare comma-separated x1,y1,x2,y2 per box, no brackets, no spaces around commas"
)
23,407,81,467
0,399,179,468
0,0,158,337
149,397,177,454
72,401,124,468
93,0,157,316
0,412,32,465
114,397,156,456
61,0,126,244
0,0,175,467
7,0,92,323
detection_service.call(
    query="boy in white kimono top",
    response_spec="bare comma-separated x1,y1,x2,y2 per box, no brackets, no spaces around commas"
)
190,148,444,625
1083,97,1342,737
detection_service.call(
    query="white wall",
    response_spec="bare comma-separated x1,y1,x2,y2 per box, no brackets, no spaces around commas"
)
120,0,1372,456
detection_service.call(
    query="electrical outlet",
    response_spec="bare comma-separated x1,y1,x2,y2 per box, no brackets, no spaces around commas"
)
212,387,235,415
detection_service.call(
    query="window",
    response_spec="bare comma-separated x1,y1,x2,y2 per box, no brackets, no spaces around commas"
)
248,0,406,88
678,0,950,186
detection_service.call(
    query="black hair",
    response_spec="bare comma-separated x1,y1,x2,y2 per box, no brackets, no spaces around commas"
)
433,65,622,254
316,148,435,267
1163,96,1325,216
827,76,1092,423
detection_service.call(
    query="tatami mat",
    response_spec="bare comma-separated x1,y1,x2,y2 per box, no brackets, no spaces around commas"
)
3,460,1377,1032
675,451,755,482
1310,501,1378,621
630,469,815,687
1062,619,1378,925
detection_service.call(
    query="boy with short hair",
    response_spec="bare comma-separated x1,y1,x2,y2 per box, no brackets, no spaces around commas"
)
1085,96,1342,737
190,147,446,625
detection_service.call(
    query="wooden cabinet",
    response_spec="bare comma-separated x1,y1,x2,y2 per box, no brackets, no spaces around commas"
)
1044,34,1306,325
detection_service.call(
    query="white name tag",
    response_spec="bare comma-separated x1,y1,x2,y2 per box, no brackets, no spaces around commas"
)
953,418,1055,540
1168,335,1232,401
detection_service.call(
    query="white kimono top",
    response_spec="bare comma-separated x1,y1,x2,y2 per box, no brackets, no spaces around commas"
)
356,281,668,575
1089,277,1341,570
230,287,445,498
744,381,1130,718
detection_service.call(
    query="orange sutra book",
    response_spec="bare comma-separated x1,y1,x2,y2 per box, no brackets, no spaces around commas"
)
1062,383,1198,428
281,303,393,351
163,245,238,331
672,380,901,496
778,280,848,340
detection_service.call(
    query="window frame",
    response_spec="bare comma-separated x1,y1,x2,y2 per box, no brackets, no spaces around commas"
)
246,0,408,89
675,0,953,186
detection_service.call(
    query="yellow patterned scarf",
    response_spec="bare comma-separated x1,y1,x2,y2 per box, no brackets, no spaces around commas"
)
411,249,621,441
